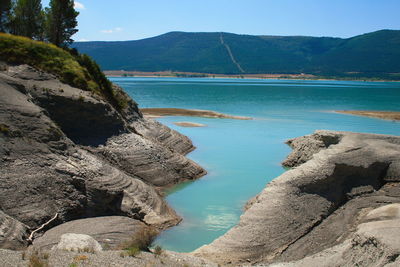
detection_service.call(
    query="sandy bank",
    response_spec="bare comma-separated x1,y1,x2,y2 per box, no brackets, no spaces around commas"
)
336,110,400,121
174,122,206,127
141,108,252,120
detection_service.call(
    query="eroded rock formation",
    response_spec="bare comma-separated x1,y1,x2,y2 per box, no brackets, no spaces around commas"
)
268,203,400,267
195,130,400,266
0,64,206,249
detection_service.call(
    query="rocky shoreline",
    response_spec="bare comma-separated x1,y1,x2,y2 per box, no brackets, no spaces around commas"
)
1,64,400,267
194,130,400,266
0,64,206,250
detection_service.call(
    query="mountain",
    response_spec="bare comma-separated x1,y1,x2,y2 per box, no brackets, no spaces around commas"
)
72,30,400,79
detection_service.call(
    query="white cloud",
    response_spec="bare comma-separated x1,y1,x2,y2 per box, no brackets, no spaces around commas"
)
78,38,89,42
101,27,123,34
74,1,85,10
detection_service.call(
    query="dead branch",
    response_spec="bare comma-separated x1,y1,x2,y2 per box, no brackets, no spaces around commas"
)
27,213,58,243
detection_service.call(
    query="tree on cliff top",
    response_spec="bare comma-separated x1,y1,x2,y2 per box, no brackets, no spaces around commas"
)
9,0,44,39
46,0,79,47
0,0,12,33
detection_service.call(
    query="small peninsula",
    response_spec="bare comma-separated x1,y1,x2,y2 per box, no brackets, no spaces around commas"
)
174,122,207,127
141,108,252,120
336,110,400,121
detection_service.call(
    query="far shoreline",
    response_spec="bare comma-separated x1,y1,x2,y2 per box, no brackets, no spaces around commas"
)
105,70,400,83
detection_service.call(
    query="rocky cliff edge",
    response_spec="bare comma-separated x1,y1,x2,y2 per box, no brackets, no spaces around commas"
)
0,64,206,249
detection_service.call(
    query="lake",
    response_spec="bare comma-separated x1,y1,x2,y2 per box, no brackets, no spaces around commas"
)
110,77,400,252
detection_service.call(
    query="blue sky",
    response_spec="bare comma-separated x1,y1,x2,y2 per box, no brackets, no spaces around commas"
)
42,0,400,41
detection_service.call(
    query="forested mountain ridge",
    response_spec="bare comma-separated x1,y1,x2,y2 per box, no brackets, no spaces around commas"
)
73,30,400,79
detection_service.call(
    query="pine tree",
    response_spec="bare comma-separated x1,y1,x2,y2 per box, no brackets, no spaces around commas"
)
46,0,79,47
10,0,44,39
0,0,12,33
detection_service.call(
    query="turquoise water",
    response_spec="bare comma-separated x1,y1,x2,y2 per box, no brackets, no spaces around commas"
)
110,77,400,252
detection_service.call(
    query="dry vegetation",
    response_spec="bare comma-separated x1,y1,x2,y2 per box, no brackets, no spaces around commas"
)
119,227,159,257
28,250,49,267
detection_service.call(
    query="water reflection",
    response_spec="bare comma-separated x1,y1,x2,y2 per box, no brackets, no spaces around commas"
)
204,205,239,231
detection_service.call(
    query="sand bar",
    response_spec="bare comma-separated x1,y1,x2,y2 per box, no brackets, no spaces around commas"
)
174,122,206,127
336,110,400,121
141,108,252,120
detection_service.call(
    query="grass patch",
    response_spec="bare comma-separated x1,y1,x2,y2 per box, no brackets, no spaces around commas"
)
28,251,49,267
125,246,140,257
119,226,159,257
73,255,88,261
0,33,129,110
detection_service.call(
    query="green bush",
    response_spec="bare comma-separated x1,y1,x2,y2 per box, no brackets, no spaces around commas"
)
125,246,140,257
154,245,163,256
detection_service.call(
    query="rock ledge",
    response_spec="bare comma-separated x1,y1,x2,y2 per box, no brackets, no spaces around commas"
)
195,130,400,266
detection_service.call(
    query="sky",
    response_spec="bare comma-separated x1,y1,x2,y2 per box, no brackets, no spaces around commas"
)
42,0,400,42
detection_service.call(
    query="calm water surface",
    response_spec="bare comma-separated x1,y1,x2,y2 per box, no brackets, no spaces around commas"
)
111,77,400,252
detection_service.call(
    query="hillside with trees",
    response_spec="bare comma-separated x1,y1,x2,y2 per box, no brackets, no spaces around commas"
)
73,30,400,80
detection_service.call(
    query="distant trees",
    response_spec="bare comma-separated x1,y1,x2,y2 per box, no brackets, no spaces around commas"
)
0,0,79,47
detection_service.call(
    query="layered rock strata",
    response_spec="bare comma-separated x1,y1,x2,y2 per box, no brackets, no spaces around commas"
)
0,64,206,249
195,130,400,266
267,203,400,267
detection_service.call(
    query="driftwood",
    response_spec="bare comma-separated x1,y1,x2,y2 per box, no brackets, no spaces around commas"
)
27,213,58,243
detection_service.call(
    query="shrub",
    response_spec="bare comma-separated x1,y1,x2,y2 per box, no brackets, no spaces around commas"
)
153,245,163,256
112,86,129,109
125,246,140,257
28,251,49,267
119,226,159,255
